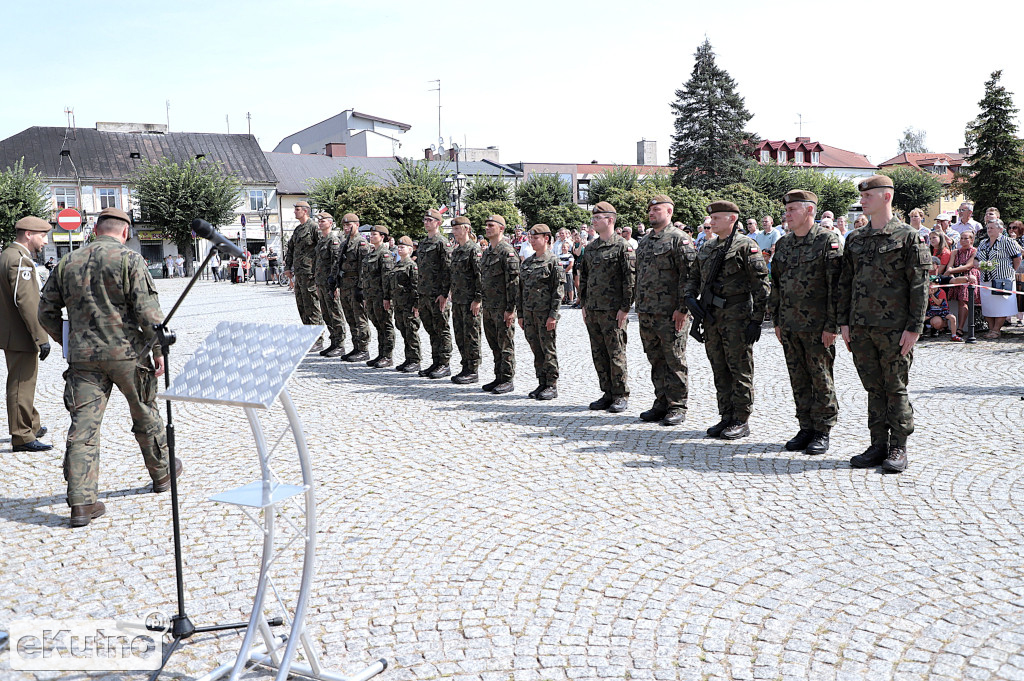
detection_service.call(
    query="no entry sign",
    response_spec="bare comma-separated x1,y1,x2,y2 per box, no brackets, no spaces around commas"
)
57,208,82,231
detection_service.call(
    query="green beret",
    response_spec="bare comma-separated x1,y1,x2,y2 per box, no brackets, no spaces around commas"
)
649,194,674,207
707,200,740,214
528,224,551,235
592,201,617,215
15,216,52,232
857,175,894,192
451,216,471,227
782,190,818,205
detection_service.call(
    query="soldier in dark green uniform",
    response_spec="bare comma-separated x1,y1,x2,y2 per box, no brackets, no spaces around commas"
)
769,190,843,455
634,195,697,426
331,213,371,362
685,200,770,440
449,216,482,384
578,202,635,413
416,209,453,379
385,236,420,372
314,212,346,357
479,215,519,395
283,201,324,352
840,175,930,473
518,224,563,400
38,208,175,528
362,225,396,367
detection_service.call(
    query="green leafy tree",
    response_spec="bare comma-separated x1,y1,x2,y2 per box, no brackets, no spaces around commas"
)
879,166,942,218
641,172,673,192
962,70,1024,219
380,184,436,240
466,200,521,235
666,185,711,228
670,39,758,191
743,163,857,218
515,174,572,227
587,165,641,207
816,174,860,220
897,126,928,154
603,186,657,229
538,204,591,234
464,174,512,204
131,157,241,267
306,167,375,219
0,158,51,246
713,184,783,227
386,157,449,207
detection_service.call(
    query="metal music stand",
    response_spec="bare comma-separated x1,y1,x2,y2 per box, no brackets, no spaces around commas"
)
159,321,387,681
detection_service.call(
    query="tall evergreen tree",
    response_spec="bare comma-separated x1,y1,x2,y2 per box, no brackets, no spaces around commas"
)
669,39,757,191
963,70,1024,218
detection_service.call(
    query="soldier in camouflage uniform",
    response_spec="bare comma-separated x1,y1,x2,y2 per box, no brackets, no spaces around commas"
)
385,236,421,372
684,200,770,440
361,225,396,367
416,209,453,379
768,190,843,456
449,216,482,384
634,195,697,426
479,214,519,395
314,212,346,357
839,175,930,473
283,201,324,352
38,208,174,528
517,224,563,400
578,202,635,413
330,213,371,362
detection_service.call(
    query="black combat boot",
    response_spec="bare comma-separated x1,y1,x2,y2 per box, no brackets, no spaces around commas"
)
804,431,830,456
324,345,346,358
881,445,908,473
418,363,437,377
537,384,558,400
850,442,888,468
706,416,732,438
345,349,370,362
398,361,421,374
720,420,750,440
608,397,628,413
660,407,686,426
481,379,499,392
319,341,340,356
374,356,393,368
785,429,814,451
452,369,478,384
428,364,451,379
528,384,545,399
367,355,381,366
491,381,514,394
589,395,613,410
639,405,668,422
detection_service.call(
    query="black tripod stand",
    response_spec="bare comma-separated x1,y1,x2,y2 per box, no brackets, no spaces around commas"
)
147,247,280,680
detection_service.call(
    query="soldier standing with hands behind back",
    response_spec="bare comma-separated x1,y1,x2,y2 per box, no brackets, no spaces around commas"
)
283,201,324,351
518,224,563,400
416,209,453,379
385,236,421,373
448,216,483,384
479,215,519,395
332,213,371,362
361,225,396,367
313,212,346,357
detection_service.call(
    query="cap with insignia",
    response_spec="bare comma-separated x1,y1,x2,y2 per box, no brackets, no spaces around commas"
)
528,224,551,235
857,174,894,192
15,216,52,232
342,213,359,223
592,201,617,215
649,194,674,207
424,209,442,221
485,214,506,228
316,211,334,220
397,236,414,247
707,200,740,214
451,216,471,227
98,207,132,224
371,225,389,235
782,189,818,205
294,200,311,209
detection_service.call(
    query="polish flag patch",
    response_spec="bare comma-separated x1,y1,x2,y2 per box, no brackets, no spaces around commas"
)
750,245,760,253
830,242,840,249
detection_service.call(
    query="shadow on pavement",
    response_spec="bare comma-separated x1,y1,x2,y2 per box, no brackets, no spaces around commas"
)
0,485,154,528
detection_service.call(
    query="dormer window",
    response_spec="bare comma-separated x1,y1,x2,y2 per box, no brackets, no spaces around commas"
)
810,151,820,164
778,150,787,163
760,149,770,163
794,151,804,164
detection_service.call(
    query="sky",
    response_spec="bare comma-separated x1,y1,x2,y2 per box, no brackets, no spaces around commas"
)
3,0,1022,169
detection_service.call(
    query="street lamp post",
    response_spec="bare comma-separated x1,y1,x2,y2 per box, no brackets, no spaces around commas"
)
444,173,468,216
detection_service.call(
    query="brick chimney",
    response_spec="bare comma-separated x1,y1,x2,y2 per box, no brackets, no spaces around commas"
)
325,142,347,157
425,148,434,160
795,136,810,143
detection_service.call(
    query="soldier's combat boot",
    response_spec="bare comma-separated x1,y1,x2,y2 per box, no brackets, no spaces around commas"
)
482,379,499,392
340,349,356,361
639,405,668,422
375,356,393,368
452,370,478,384
319,342,339,356
428,364,451,379
152,457,183,493
537,385,558,400
70,501,106,528
706,417,732,438
398,361,421,374
785,429,814,451
660,407,686,426
720,420,750,440
418,363,438,377
491,381,514,394
589,395,613,410
367,355,381,366
309,338,325,353
528,384,545,399
850,442,888,468
881,445,908,473
804,431,830,456
345,349,370,362
324,345,346,358
608,397,628,413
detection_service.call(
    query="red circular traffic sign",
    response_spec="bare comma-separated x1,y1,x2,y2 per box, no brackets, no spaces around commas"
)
57,208,82,231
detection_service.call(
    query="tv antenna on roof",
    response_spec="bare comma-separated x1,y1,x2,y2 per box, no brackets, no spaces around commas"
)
795,113,810,137
428,79,442,149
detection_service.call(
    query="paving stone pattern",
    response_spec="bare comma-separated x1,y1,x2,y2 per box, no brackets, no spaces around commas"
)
2,278,1024,681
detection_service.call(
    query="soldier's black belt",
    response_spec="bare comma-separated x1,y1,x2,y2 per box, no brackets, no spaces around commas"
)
709,292,751,309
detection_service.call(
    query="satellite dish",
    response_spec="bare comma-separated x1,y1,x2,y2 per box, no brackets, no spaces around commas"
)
291,143,301,154
430,144,436,152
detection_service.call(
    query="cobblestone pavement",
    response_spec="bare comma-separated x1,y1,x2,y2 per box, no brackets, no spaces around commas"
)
2,277,1024,681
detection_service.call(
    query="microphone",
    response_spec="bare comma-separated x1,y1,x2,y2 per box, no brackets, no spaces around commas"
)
191,218,245,258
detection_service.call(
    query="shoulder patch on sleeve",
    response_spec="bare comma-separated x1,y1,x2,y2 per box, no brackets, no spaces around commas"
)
918,235,926,242
830,242,840,249
750,245,760,253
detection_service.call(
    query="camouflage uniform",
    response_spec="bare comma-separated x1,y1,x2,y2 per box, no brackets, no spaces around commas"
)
838,217,930,448
332,232,371,352
685,233,770,422
578,235,636,399
361,242,396,359
285,217,323,330
450,239,483,373
768,225,843,433
634,225,697,411
480,240,520,384
314,228,345,347
386,257,420,364
415,234,453,366
517,251,563,386
37,235,170,507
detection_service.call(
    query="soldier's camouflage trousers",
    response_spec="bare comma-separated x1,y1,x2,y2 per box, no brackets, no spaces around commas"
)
779,328,838,432
451,303,481,372
522,310,558,385
639,312,688,408
849,326,914,447
703,317,754,421
317,283,346,346
367,296,395,358
64,359,169,506
293,273,323,330
586,309,630,399
482,308,515,382
339,281,370,351
394,307,421,364
418,294,452,365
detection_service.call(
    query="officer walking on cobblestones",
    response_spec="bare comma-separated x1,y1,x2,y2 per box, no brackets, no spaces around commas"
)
840,175,930,473
331,213,371,362
361,225,396,368
449,216,483,384
578,202,635,413
416,209,453,379
385,236,421,372
38,207,176,528
769,190,843,455
479,215,519,395
283,201,324,351
314,212,346,357
685,200,770,440
518,224,563,400
634,195,697,426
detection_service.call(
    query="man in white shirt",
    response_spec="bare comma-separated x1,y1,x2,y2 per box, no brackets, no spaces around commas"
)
621,226,639,250
952,202,981,235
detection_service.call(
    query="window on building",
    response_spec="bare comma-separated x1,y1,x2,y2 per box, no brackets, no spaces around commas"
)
54,186,77,210
249,190,266,211
778,150,787,163
810,151,820,164
577,180,590,204
794,151,804,164
97,187,120,209
760,150,771,163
